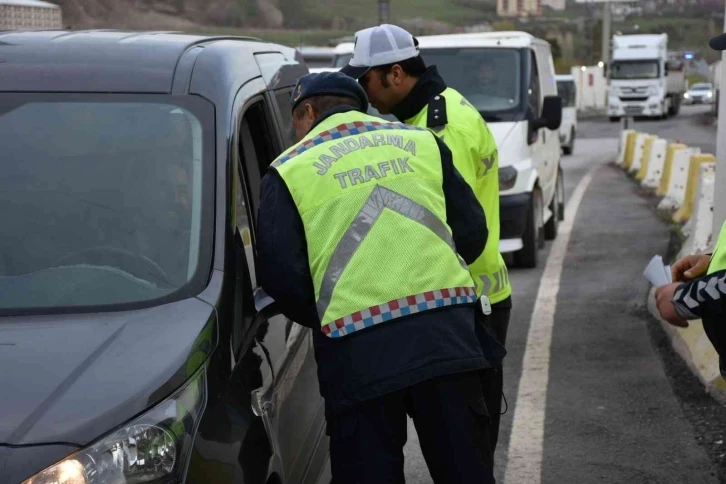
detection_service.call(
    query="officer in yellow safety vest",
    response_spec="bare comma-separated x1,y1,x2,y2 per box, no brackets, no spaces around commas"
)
341,23,512,453
257,71,504,483
655,220,726,376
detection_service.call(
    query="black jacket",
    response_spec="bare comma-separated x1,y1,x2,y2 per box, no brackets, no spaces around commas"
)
673,269,726,376
257,107,505,415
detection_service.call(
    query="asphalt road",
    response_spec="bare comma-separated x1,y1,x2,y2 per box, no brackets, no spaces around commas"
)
402,108,723,483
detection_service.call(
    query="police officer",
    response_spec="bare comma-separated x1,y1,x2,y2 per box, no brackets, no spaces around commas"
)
655,219,726,374
257,72,502,483
341,24,512,453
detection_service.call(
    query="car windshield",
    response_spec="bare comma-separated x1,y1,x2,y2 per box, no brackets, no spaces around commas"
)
691,84,712,91
0,95,214,313
557,80,576,108
419,48,524,122
610,60,660,80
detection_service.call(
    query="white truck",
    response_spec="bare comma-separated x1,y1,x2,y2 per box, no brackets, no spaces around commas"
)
607,34,686,121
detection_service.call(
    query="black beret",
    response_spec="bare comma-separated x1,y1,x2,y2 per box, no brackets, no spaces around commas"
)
290,71,369,112
711,33,726,51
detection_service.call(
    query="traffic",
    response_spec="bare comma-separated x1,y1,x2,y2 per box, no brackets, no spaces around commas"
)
1,5,725,484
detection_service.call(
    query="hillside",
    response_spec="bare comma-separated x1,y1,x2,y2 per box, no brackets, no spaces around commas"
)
53,0,493,32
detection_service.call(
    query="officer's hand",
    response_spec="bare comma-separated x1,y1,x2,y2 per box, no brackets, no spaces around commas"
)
655,283,688,327
672,254,711,282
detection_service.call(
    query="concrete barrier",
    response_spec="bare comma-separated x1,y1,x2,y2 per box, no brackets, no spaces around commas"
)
630,133,649,174
617,129,635,165
673,153,717,223
636,135,657,181
642,139,668,189
681,163,716,256
658,147,700,211
656,143,687,197
623,131,639,170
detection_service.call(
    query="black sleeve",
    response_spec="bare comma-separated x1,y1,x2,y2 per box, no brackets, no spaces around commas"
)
257,170,319,328
436,136,488,265
672,269,726,320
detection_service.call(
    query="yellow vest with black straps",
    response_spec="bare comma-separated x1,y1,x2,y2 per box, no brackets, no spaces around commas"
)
271,111,477,338
405,87,512,304
709,221,726,275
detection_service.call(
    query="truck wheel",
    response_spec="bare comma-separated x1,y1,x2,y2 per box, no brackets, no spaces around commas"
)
545,170,564,240
514,187,544,268
669,95,680,116
563,128,575,155
609,116,620,123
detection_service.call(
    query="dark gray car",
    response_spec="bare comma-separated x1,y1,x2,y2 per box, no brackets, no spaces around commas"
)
0,31,330,484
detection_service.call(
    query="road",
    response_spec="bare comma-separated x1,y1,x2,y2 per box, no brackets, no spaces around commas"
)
402,104,724,483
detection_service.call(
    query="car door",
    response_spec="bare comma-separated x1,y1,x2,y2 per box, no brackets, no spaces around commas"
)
533,44,560,204
234,84,328,484
527,49,549,197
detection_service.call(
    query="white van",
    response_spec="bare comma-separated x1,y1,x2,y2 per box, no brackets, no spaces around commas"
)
556,75,577,155
333,32,564,267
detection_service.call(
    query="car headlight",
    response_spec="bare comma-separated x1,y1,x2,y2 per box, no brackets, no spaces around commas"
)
23,369,207,484
707,91,714,98
684,92,690,99
499,166,518,191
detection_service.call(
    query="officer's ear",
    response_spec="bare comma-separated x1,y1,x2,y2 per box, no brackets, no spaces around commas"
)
389,64,406,86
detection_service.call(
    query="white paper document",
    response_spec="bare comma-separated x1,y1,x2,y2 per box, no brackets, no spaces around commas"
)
643,255,673,288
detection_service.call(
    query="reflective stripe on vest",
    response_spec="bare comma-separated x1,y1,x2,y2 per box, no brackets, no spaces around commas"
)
709,221,726,275
273,111,477,338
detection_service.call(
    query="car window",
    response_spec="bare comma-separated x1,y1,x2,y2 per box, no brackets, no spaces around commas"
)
274,89,295,148
0,95,214,312
557,80,576,108
238,100,280,223
529,50,542,117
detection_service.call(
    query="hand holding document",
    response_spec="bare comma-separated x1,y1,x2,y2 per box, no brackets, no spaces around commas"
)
643,255,673,288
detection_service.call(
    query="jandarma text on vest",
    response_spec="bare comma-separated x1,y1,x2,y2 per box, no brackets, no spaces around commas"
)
314,133,418,175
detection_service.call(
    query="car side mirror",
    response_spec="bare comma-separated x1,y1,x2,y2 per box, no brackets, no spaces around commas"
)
531,95,562,131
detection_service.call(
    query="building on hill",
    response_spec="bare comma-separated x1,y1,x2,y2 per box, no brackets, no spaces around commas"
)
541,0,566,11
0,0,62,29
497,0,542,17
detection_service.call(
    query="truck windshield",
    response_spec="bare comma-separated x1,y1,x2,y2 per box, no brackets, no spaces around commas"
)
419,47,525,122
557,80,576,108
0,94,214,314
610,60,660,80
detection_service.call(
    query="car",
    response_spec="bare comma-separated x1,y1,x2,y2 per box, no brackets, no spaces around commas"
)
334,31,564,268
0,31,331,484
684,82,715,105
556,75,577,155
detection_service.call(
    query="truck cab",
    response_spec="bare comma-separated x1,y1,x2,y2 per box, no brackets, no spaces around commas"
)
608,34,684,121
334,32,564,267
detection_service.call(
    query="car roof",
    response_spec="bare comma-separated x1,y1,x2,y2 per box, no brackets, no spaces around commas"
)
0,30,302,94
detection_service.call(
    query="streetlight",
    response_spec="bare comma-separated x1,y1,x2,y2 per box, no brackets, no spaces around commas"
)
378,0,391,25
581,66,587,71
598,61,605,68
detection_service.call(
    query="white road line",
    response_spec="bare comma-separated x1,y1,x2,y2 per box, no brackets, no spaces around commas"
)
503,167,598,484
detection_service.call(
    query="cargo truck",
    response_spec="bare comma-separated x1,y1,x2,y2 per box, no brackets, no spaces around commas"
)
607,34,686,121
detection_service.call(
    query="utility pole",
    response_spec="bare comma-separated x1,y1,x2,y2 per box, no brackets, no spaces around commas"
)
601,0,612,66
378,0,391,25
714,0,726,236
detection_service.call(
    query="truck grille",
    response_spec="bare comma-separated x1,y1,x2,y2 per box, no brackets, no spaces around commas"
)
620,96,649,102
624,106,644,115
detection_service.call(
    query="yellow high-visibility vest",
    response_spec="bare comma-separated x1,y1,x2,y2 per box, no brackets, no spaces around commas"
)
272,111,477,338
406,87,511,303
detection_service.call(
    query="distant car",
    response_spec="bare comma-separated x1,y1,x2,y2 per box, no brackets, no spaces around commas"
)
556,75,577,155
684,82,715,104
0,30,331,484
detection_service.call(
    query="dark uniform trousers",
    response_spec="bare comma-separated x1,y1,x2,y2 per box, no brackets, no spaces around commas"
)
328,371,495,484
478,297,512,454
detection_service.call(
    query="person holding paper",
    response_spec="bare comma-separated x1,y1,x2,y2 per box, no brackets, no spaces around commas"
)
655,221,726,376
